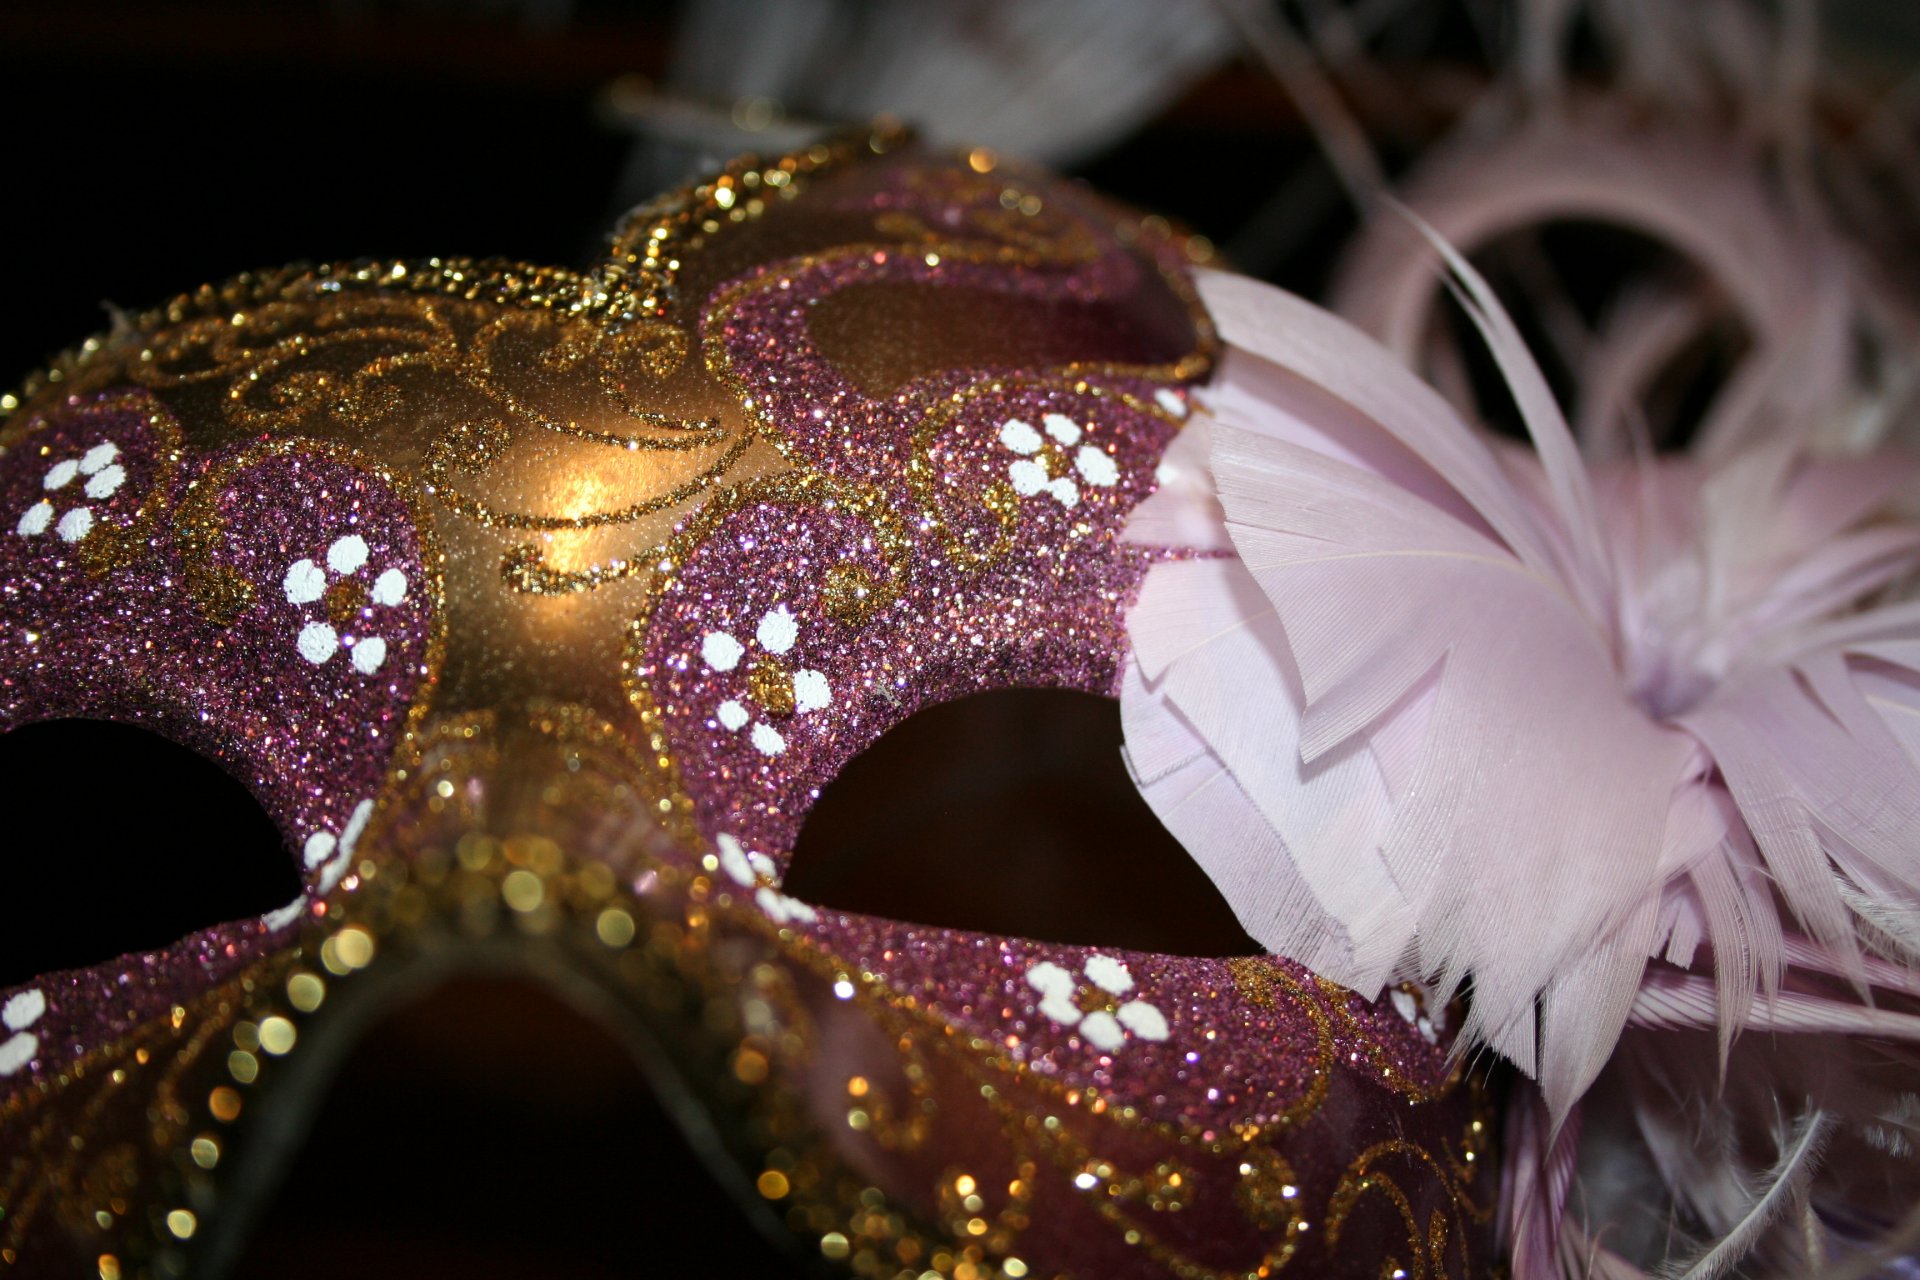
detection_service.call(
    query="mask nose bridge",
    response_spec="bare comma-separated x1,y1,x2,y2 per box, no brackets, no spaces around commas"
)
205,706,806,1271
373,702,697,883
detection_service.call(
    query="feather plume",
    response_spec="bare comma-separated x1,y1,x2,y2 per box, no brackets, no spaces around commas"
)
1122,261,1920,1149
1654,1110,1832,1280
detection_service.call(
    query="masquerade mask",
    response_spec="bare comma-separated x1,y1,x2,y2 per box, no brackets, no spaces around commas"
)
0,127,1497,1278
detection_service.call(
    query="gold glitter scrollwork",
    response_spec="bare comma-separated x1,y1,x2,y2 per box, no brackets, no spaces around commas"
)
1223,957,1338,1129
976,1082,1306,1280
845,1023,939,1155
1329,1163,1426,1280
413,306,748,538
165,294,741,538
601,121,910,321
729,924,1354,1279
698,165,1211,588
212,296,461,432
1325,1140,1481,1280
1234,1144,1310,1248
0,959,297,1268
5,124,909,428
1313,977,1465,1105
932,1160,1037,1256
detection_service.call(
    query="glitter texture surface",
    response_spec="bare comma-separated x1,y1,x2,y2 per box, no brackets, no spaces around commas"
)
0,133,1496,1279
0,393,433,1084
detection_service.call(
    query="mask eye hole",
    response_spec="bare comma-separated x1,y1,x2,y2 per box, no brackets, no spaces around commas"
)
0,719,298,986
784,690,1260,957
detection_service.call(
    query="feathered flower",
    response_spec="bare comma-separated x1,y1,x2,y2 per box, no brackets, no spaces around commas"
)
1122,262,1920,1134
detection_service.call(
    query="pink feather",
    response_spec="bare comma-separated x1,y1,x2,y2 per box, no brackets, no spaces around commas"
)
1122,265,1920,1131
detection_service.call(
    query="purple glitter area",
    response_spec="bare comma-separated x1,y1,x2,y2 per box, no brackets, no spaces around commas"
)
765,920,1482,1279
634,192,1464,1136
640,229,1187,865
0,392,432,1079
791,916,1455,1132
638,374,1176,865
708,250,1148,496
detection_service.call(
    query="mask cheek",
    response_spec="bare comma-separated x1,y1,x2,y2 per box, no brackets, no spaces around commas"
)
0,395,438,1072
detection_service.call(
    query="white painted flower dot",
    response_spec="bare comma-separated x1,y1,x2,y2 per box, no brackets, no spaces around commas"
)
303,831,337,870
701,631,745,672
83,464,126,500
1083,953,1134,995
1075,446,1119,488
756,605,799,655
715,834,815,924
3,989,46,1031
1046,478,1080,508
717,834,757,887
19,441,130,545
0,1032,36,1076
261,896,306,931
756,886,818,924
370,568,408,607
1026,955,1168,1049
350,636,387,675
703,608,835,752
284,558,327,605
792,669,831,713
283,541,407,679
1042,413,1083,446
1116,1001,1170,1040
16,502,52,536
1154,388,1188,418
297,798,375,898
341,799,374,854
297,621,340,665
1079,1011,1124,1051
1389,988,1441,1043
999,418,1043,455
55,508,93,543
79,442,119,473
1008,459,1049,497
327,534,369,576
319,855,352,893
1026,960,1074,992
1025,961,1084,1026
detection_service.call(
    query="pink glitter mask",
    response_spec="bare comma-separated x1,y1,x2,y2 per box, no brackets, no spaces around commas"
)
0,128,1497,1277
